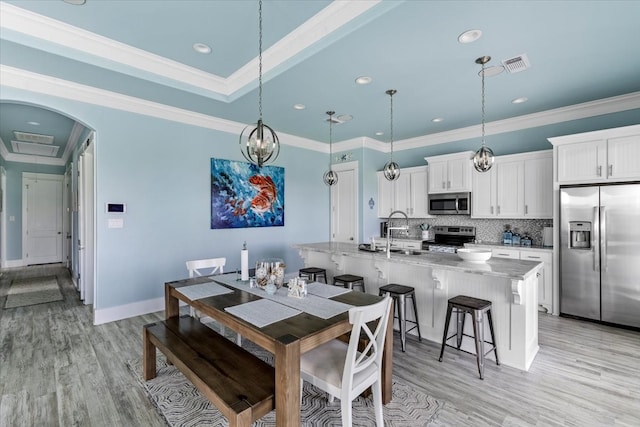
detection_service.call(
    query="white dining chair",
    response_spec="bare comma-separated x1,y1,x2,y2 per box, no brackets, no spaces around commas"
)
300,296,392,427
185,257,241,345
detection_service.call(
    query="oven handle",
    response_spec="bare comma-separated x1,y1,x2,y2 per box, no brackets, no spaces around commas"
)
455,196,459,213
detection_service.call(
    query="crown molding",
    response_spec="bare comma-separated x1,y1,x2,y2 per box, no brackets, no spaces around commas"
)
0,136,8,160
3,151,65,166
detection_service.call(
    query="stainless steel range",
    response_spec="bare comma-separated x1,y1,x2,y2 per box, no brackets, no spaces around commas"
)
422,226,476,253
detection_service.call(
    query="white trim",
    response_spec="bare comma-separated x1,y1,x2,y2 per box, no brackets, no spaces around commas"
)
547,123,640,145
61,121,84,164
3,259,25,268
93,296,164,325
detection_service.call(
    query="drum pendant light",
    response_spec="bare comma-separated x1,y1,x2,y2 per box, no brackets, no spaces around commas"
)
323,111,338,186
473,55,494,172
383,89,400,181
239,0,280,168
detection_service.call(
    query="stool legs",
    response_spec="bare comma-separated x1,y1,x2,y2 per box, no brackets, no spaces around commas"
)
438,304,453,362
410,292,422,342
487,309,499,365
472,309,485,379
398,294,407,351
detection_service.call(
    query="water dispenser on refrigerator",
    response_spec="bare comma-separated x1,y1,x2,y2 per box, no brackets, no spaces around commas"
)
569,221,591,249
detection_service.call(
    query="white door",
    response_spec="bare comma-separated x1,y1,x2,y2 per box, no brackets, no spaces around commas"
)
22,173,64,265
0,167,6,268
62,165,72,267
78,138,95,305
331,161,358,243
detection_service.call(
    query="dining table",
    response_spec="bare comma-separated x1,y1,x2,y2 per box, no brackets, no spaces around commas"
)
164,273,394,427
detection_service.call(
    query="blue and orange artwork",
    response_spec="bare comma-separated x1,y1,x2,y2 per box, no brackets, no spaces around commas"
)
211,158,284,229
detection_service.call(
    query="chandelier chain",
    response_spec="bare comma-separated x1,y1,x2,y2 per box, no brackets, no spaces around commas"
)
481,60,485,146
390,91,394,158
258,0,263,120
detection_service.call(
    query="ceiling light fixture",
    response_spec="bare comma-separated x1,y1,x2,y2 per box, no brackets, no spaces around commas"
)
193,43,212,54
239,0,280,168
323,111,338,186
382,89,400,181
512,97,528,104
458,29,482,44
293,104,306,110
432,117,444,123
473,56,495,173
355,76,372,85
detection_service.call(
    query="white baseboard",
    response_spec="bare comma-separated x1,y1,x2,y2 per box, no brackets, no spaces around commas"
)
94,296,165,325
3,259,25,268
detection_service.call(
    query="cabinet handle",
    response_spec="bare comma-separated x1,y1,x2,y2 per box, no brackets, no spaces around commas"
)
598,165,602,176
442,181,445,189
447,180,451,189
497,206,501,215
527,256,541,259
490,206,494,214
608,164,613,177
525,205,528,215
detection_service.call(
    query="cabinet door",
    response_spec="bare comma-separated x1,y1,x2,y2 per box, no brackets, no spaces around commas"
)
607,135,640,180
395,173,412,215
524,156,553,218
377,172,395,217
520,250,552,313
491,248,520,259
428,161,447,193
447,158,471,192
409,169,429,218
557,139,606,183
471,168,496,218
496,160,524,217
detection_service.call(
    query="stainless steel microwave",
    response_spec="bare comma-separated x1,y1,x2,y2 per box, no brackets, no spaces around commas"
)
428,192,471,215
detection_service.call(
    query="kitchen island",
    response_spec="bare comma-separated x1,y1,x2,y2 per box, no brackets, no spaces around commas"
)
292,242,543,371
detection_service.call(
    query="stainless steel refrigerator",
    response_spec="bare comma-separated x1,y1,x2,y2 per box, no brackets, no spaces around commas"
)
560,183,640,329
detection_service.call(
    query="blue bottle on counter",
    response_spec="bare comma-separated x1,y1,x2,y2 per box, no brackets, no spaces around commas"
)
503,225,513,245
512,228,521,246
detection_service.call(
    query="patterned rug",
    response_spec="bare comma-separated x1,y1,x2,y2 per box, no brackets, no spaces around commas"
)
4,275,63,308
128,338,443,427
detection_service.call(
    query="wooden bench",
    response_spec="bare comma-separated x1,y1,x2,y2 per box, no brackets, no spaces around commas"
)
143,315,275,427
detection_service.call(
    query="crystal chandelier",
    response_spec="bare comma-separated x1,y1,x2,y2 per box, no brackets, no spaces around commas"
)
323,111,338,186
383,89,400,181
239,0,280,168
473,55,494,173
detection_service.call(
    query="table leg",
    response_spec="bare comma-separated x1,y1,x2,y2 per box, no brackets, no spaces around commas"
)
274,334,301,427
381,298,394,404
165,283,179,319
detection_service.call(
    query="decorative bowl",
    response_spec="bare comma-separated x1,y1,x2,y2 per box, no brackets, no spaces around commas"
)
457,248,492,263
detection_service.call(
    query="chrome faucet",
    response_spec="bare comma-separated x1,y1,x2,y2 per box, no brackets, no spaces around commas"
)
386,210,409,258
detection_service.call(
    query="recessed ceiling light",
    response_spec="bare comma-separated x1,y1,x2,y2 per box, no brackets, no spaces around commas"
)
63,0,86,5
27,121,40,126
375,131,384,136
458,29,482,44
293,104,306,110
431,117,444,123
479,65,505,78
512,97,529,104
355,76,372,85
193,43,212,54
337,114,353,122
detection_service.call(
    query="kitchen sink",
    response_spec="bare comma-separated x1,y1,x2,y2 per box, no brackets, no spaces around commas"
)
358,243,384,252
390,248,423,255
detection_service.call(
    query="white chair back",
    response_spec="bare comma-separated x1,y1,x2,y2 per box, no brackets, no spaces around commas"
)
186,258,226,278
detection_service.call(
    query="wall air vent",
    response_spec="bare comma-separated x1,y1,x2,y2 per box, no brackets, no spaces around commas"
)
13,131,55,144
11,140,60,157
502,54,531,73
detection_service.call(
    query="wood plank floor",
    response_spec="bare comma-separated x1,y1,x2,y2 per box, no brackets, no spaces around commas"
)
1,265,639,426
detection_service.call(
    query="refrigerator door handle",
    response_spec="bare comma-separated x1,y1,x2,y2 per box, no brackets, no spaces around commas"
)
601,206,607,272
593,206,600,272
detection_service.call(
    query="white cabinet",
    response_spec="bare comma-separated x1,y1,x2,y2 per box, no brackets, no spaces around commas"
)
520,250,553,313
491,248,520,259
472,151,551,219
425,152,473,194
550,124,640,184
377,166,429,218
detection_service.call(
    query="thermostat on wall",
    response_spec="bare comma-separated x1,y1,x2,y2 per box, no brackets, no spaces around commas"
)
106,202,126,213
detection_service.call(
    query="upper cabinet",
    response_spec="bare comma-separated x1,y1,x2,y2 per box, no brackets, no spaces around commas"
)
549,124,640,184
425,152,473,194
377,166,430,218
472,151,552,219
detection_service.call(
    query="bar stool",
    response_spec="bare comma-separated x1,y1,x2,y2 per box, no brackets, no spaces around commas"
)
299,267,327,283
378,284,422,352
438,295,499,380
333,274,365,292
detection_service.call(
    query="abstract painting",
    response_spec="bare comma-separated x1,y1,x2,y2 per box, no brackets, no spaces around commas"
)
211,158,284,229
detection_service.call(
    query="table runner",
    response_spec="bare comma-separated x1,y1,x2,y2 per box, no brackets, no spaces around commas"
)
212,274,353,319
306,281,351,298
175,282,233,300
224,299,302,328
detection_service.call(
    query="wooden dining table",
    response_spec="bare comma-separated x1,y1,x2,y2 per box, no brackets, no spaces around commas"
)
164,273,394,427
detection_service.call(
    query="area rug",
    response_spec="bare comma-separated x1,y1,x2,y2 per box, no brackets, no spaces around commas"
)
128,338,443,427
4,275,63,308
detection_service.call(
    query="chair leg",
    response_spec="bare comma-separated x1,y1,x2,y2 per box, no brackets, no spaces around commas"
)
398,294,407,352
411,293,422,341
472,309,485,380
235,333,242,346
455,309,466,349
487,309,499,365
439,303,453,362
372,380,384,427
340,395,353,427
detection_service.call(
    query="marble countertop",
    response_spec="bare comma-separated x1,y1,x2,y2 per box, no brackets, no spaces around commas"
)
292,242,543,281
465,242,553,252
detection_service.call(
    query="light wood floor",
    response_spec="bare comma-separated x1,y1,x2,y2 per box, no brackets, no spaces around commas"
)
1,265,639,426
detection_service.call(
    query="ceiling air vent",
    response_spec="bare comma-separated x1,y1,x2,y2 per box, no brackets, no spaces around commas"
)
13,131,55,144
502,54,530,73
11,140,60,157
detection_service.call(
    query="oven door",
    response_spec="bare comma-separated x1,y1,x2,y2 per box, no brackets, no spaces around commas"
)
428,192,471,215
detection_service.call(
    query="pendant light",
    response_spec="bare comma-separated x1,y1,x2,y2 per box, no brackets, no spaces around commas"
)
239,0,280,168
473,55,494,172
383,89,400,181
323,111,338,186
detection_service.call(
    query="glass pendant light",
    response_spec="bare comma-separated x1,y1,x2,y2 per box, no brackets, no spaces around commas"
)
239,0,280,168
383,89,400,181
323,111,338,186
473,55,494,172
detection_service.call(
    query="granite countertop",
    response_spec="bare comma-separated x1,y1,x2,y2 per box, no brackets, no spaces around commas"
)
293,242,543,281
465,242,553,252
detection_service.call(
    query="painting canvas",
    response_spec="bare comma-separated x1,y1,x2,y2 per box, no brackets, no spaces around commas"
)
211,158,284,229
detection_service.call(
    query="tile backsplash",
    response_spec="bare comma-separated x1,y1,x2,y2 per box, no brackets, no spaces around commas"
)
385,215,552,246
